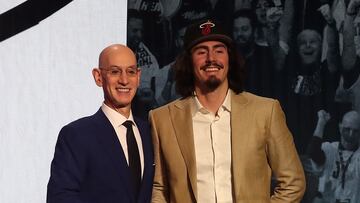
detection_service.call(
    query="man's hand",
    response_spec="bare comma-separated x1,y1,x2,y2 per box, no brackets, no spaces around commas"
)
317,110,331,127
318,4,334,24
347,0,360,15
159,0,181,18
266,7,283,25
313,110,331,139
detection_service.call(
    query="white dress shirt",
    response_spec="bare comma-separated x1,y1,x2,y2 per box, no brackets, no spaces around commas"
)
101,103,144,177
192,91,233,203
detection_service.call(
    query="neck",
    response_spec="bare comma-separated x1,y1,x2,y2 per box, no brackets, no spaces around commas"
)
301,61,320,74
105,101,131,118
195,82,229,114
341,139,359,151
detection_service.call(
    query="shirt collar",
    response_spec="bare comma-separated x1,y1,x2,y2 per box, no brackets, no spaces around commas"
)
101,103,135,127
222,90,231,112
192,89,232,116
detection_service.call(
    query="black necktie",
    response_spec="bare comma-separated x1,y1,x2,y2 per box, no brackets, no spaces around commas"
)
123,120,141,196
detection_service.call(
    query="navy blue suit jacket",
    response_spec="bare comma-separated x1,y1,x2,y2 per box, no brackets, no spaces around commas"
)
47,109,154,203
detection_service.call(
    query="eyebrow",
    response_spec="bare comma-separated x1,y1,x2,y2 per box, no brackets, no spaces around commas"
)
192,43,227,52
107,65,138,69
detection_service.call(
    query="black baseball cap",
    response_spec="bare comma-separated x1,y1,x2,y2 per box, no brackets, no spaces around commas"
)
183,19,233,50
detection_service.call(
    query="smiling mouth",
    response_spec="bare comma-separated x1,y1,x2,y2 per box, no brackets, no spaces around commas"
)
202,66,222,72
200,62,224,71
116,88,130,92
302,50,316,56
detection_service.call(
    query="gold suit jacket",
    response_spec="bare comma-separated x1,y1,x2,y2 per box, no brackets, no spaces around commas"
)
149,91,305,203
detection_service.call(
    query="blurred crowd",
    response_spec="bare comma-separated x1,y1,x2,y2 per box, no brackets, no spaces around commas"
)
126,1,360,201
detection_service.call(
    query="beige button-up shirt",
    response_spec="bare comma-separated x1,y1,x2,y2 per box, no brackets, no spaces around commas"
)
192,91,233,203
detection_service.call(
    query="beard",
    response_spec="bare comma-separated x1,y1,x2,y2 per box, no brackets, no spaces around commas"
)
205,76,222,91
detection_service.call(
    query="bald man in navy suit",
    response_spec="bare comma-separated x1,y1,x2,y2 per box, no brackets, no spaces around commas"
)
47,44,154,203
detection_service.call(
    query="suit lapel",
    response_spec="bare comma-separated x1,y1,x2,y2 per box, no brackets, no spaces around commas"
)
92,109,134,200
230,92,250,199
171,98,198,201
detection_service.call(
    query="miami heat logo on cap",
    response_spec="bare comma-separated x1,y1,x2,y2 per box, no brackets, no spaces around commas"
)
199,20,215,35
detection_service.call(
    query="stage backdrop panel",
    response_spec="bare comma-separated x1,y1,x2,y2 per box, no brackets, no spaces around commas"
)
0,1,127,202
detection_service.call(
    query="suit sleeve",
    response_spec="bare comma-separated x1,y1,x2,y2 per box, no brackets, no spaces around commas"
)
47,126,88,203
149,110,169,203
267,101,306,203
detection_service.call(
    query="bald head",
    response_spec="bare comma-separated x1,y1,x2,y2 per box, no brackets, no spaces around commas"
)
342,111,360,127
340,110,360,148
297,29,322,45
92,44,140,117
98,44,136,68
297,29,322,65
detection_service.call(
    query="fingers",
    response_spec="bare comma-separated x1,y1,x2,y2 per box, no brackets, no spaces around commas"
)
266,7,283,22
317,110,331,122
347,0,360,15
318,4,333,24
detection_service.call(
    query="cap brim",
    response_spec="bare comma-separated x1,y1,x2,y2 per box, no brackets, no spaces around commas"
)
186,34,233,50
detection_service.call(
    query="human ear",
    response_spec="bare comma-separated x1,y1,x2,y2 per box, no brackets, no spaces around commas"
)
137,68,141,87
92,68,103,87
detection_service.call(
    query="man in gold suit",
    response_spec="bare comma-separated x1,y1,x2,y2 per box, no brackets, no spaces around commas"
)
150,19,306,203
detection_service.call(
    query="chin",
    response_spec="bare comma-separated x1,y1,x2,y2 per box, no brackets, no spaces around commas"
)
114,101,131,108
205,78,222,90
301,57,317,65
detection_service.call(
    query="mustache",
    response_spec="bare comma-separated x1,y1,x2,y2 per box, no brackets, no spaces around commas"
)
200,61,224,71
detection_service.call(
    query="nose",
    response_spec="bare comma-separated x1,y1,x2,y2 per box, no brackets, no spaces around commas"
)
118,72,129,85
206,51,215,62
349,129,355,137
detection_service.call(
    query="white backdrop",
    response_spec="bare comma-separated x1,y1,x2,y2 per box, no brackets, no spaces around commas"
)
0,1,127,202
